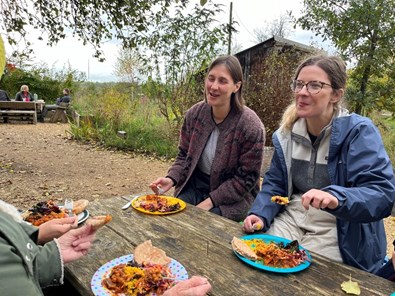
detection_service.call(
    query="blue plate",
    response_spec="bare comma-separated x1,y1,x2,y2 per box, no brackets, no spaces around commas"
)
233,234,312,273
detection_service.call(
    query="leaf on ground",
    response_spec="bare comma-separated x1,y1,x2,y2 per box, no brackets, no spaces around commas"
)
341,275,361,295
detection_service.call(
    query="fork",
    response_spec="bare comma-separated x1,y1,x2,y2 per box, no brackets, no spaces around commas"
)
64,198,74,217
156,186,165,195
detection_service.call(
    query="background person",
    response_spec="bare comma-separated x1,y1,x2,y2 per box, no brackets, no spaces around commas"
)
41,88,71,120
15,84,34,101
242,54,395,275
0,88,11,123
150,55,265,222
0,89,10,101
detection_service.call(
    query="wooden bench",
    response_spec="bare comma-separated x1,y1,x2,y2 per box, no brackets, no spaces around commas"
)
49,102,69,123
0,101,37,124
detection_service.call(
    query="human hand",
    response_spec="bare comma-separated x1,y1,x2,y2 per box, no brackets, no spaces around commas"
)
38,216,78,244
242,215,264,233
301,189,339,210
56,224,96,264
149,177,174,194
163,276,212,296
196,198,213,211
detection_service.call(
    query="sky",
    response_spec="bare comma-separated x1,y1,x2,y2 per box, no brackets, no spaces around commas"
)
3,0,332,82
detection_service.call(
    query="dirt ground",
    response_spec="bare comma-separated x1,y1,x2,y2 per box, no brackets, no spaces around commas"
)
0,123,394,257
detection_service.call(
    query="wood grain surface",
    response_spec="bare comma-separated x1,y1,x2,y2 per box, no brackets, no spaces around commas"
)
66,195,395,296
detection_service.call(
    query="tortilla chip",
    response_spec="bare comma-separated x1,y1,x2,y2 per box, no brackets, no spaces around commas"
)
134,240,171,266
231,237,258,261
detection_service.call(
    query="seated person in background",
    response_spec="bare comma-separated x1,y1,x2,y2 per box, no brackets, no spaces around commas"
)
15,84,34,101
242,54,395,275
150,55,265,222
0,89,11,122
41,88,71,119
0,89,10,101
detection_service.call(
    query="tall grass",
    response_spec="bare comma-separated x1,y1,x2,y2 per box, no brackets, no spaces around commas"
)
70,89,179,158
371,112,395,165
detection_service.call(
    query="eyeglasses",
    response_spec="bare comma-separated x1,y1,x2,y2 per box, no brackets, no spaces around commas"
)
290,80,333,94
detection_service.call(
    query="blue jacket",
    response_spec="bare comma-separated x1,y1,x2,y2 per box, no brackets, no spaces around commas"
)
249,113,395,274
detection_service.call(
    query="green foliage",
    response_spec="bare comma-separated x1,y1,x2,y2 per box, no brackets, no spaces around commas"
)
345,63,395,116
0,35,5,79
370,112,395,166
244,49,311,146
0,63,85,101
294,0,395,114
0,0,203,61
136,1,228,128
70,93,179,158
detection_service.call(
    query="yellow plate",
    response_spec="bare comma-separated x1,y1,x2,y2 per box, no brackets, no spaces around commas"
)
131,195,186,215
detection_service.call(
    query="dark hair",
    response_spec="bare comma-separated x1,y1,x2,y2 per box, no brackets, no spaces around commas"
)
293,55,347,90
205,55,244,111
63,88,70,95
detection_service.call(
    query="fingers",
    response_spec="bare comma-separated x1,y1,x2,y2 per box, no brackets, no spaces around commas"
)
242,215,263,233
301,189,338,210
183,276,212,295
72,225,96,246
186,276,210,287
73,241,93,252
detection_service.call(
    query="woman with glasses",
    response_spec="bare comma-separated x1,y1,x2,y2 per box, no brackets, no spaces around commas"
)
242,54,395,276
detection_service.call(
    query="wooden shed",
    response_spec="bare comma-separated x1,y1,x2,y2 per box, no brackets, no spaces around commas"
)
235,36,315,88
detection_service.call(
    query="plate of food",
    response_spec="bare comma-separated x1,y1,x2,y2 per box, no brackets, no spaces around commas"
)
132,194,186,215
22,199,90,226
231,234,312,273
91,240,188,295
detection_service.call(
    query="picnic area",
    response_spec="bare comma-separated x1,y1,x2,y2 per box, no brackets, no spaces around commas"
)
1,122,395,258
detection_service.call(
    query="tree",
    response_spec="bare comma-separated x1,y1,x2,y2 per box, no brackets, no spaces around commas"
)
253,14,293,44
0,35,5,78
114,48,141,84
113,47,142,100
244,49,311,146
137,1,228,127
0,0,191,61
294,0,395,114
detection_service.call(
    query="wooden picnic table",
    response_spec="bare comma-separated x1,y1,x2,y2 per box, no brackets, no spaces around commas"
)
65,195,395,296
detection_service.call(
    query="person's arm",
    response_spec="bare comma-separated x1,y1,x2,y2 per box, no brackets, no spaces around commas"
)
0,235,47,295
248,147,288,231
37,216,78,244
0,213,63,292
3,91,10,101
323,120,395,222
15,92,22,101
166,112,192,185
